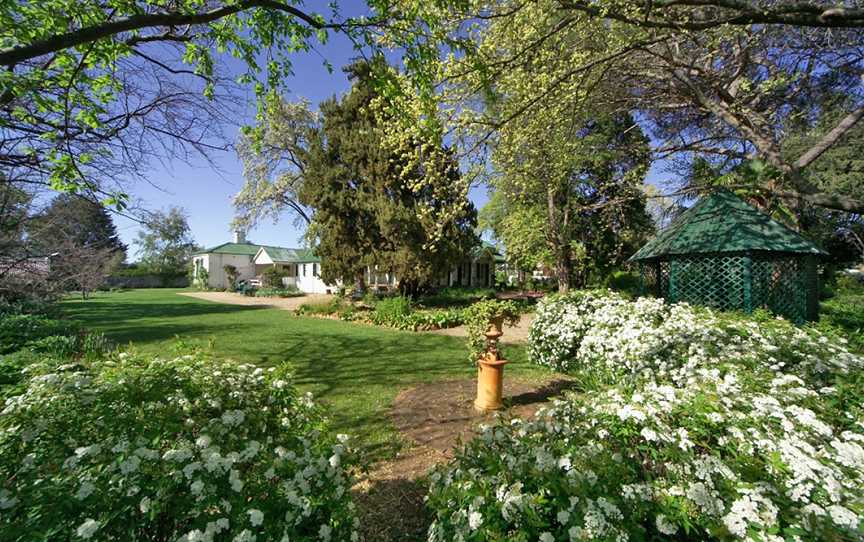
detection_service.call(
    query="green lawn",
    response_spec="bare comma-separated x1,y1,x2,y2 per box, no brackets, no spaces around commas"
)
62,289,549,461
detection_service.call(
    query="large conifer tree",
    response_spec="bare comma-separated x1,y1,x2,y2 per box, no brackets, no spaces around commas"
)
299,60,477,294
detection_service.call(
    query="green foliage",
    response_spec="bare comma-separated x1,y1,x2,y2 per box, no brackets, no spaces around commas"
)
480,194,551,273
295,297,348,317
0,315,80,355
222,265,239,290
812,279,864,354
604,270,641,298
296,59,478,294
371,296,413,326
418,287,496,308
254,286,303,298
431,291,864,541
261,266,290,287
0,352,360,541
135,207,197,275
2,1,363,199
463,300,520,363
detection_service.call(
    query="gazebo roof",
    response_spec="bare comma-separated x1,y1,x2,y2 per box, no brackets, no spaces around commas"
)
630,190,827,261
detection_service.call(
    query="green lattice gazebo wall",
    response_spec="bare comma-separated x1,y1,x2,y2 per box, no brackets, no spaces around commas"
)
630,191,826,324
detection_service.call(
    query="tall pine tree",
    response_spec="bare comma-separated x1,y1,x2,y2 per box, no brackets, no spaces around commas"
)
299,60,477,295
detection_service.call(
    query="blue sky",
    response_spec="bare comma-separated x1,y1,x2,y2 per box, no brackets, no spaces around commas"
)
112,7,670,260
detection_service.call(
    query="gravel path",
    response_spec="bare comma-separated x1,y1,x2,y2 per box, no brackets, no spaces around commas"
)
425,313,534,343
178,291,332,311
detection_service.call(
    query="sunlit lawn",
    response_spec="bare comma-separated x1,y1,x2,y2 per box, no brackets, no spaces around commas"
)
62,288,550,461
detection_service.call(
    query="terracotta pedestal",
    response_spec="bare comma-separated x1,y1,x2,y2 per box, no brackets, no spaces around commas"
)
474,355,508,412
474,316,507,413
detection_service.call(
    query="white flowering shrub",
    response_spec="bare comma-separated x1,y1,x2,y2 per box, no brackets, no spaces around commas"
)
0,353,360,542
529,290,861,386
433,292,864,540
427,364,864,541
527,291,616,372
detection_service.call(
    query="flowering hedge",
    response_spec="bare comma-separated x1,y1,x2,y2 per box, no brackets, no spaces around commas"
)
427,366,864,541
429,292,864,540
0,353,360,542
528,291,860,384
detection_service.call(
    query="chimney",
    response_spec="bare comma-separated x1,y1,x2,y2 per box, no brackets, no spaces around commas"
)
233,230,246,244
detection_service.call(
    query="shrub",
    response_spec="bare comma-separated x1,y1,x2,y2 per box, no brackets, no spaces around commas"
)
371,296,413,326
296,298,346,316
261,267,290,287
222,265,239,291
528,291,861,383
430,293,864,541
0,314,80,355
427,362,864,541
604,270,641,298
0,353,360,541
463,299,520,362
418,287,496,308
254,286,303,298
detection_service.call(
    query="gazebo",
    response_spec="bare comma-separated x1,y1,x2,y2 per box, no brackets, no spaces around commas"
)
630,190,827,323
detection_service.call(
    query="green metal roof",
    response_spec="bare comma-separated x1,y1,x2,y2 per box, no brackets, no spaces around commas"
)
258,246,320,263
473,241,506,263
195,242,262,256
630,190,827,261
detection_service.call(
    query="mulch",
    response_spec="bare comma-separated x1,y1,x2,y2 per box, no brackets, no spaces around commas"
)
352,376,576,542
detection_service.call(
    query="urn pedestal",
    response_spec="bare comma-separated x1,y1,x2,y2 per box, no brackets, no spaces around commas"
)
474,316,507,413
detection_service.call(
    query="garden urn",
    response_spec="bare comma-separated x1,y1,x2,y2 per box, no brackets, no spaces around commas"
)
474,317,507,412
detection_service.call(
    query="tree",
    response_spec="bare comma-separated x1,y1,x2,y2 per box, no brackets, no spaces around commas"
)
29,193,127,261
493,104,654,291
135,207,196,275
479,191,551,275
256,59,477,295
1,1,377,202
374,0,864,214
233,96,318,232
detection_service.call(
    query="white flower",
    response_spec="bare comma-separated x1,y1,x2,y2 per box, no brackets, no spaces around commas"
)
196,435,212,448
328,454,340,468
139,496,151,513
119,455,141,475
190,480,205,495
640,427,658,441
318,524,332,541
539,532,555,542
557,510,570,525
655,514,678,535
75,482,95,500
827,505,858,529
0,490,17,510
232,529,256,542
468,511,483,530
247,508,264,527
76,519,99,539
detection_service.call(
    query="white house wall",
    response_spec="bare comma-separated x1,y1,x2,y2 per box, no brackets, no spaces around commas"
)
295,262,332,294
198,253,256,289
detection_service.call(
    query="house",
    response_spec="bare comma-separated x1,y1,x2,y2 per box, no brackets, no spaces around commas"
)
194,233,506,292
252,246,331,294
191,233,262,289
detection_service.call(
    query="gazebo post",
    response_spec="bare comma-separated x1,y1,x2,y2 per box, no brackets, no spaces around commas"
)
742,253,753,314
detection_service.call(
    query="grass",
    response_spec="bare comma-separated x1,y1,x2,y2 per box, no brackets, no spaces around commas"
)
62,288,550,462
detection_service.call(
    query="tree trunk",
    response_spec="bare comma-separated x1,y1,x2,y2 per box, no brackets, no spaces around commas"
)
547,183,571,293
354,270,367,296
555,251,572,293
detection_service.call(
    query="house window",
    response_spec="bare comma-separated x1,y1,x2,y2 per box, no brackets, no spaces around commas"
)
302,264,306,277
313,263,319,277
